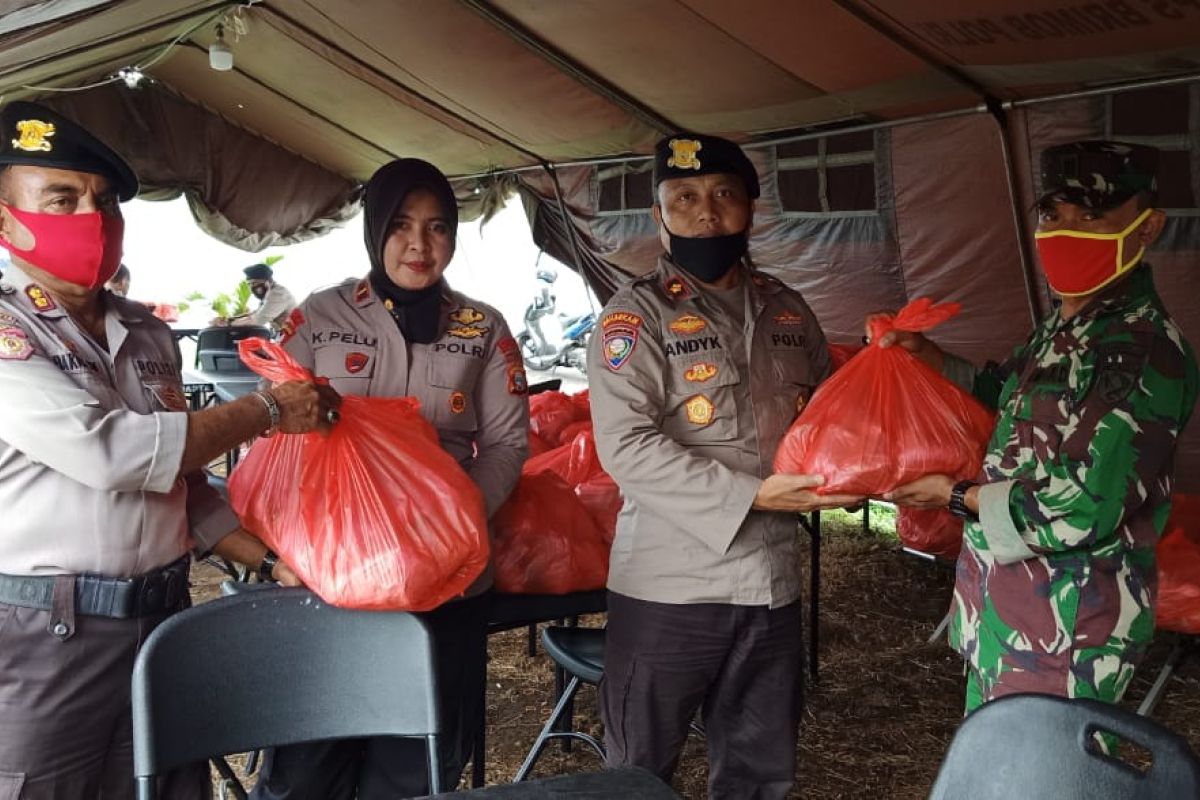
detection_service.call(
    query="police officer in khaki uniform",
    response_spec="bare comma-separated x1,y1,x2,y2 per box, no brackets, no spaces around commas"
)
589,134,862,798
252,158,528,800
0,101,336,799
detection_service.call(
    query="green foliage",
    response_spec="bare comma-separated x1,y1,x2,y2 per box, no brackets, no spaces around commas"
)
179,254,282,318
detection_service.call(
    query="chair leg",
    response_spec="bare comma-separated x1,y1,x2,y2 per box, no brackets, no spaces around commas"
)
809,510,821,684
211,757,247,800
427,735,442,795
1138,635,1190,717
516,676,609,782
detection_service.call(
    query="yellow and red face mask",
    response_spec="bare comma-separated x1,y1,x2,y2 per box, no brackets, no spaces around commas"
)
1034,208,1154,297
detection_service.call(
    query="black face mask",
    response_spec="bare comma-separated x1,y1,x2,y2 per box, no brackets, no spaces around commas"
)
665,224,748,284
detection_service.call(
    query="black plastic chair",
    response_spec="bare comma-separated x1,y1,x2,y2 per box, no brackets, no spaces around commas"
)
195,325,271,372
514,626,606,781
131,587,444,800
928,693,1200,799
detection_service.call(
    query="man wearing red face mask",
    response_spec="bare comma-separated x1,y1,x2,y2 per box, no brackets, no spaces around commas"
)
876,141,1198,714
0,101,340,799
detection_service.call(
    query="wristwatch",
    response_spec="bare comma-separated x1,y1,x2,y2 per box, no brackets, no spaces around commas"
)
258,550,280,582
949,480,979,522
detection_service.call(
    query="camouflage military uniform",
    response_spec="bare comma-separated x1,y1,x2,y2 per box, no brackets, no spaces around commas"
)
943,266,1198,711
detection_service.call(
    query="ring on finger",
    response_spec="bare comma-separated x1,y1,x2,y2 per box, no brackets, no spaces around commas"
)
325,408,340,424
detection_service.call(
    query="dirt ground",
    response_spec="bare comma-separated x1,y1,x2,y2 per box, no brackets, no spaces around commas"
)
193,510,1200,799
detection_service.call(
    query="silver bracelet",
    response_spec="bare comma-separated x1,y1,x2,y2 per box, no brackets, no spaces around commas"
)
254,390,281,436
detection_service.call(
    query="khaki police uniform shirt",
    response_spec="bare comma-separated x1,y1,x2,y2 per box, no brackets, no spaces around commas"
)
0,264,237,577
588,258,830,608
281,277,530,594
250,283,298,331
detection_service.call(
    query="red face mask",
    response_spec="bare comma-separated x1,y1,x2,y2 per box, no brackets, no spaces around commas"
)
1034,208,1153,297
0,203,124,289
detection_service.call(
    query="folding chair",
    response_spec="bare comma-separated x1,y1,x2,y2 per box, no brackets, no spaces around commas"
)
928,693,1200,799
131,587,443,800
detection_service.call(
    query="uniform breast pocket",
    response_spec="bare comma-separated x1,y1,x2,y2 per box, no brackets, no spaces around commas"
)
1012,386,1070,466
426,357,480,432
314,345,375,395
662,354,739,444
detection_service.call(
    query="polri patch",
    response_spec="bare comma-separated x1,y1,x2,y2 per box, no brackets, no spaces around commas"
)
0,326,32,360
449,307,485,325
669,314,707,335
345,352,368,374
601,311,643,371
684,362,718,383
684,394,715,426
25,285,55,312
449,390,467,414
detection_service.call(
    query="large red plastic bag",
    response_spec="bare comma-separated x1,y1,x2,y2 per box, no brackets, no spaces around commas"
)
774,298,995,496
529,391,588,445
492,471,610,594
828,342,864,373
576,473,622,544
228,339,489,611
897,507,962,561
524,428,602,486
1156,494,1200,633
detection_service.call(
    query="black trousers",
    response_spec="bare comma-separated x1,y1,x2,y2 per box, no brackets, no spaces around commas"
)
251,591,490,800
600,592,804,800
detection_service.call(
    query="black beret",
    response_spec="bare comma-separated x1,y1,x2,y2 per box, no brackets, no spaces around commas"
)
653,133,760,200
243,263,273,281
0,101,138,202
1039,140,1159,211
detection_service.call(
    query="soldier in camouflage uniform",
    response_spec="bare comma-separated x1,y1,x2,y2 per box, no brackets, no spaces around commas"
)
879,140,1198,712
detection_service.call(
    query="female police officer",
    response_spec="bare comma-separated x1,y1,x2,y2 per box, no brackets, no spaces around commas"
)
251,158,529,799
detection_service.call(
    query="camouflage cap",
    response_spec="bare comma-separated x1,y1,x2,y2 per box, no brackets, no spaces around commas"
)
0,101,138,202
653,133,760,199
1039,140,1158,211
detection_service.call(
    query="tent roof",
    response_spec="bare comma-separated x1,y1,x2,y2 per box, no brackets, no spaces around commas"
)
3,0,1199,182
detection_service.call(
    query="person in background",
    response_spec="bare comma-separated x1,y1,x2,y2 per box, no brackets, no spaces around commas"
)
250,158,528,799
0,100,338,800
588,133,862,798
213,262,298,335
881,140,1198,715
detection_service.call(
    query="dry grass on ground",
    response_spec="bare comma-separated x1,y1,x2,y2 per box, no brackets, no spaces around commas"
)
193,513,1200,799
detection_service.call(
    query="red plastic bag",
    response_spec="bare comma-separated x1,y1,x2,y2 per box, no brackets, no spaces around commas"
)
576,473,622,544
828,342,864,373
492,471,610,594
1156,494,1200,633
528,431,555,457
228,339,489,611
897,508,963,561
524,428,602,486
774,298,995,495
529,391,588,445
556,419,593,448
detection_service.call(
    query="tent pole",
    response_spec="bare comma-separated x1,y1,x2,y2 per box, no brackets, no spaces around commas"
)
541,163,590,284
988,101,1043,326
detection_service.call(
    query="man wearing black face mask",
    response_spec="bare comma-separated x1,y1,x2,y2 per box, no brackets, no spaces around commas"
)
219,262,298,335
588,134,862,797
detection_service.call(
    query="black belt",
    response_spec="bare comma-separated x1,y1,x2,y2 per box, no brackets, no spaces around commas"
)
0,556,190,619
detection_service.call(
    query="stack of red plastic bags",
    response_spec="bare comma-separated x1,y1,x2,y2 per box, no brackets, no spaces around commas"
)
776,299,996,558
228,339,489,611
493,390,621,594
1155,494,1200,633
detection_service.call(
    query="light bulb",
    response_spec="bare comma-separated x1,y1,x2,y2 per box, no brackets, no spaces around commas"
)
209,24,233,71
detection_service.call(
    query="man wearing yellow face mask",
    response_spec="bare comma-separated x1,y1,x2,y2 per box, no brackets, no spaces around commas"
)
874,140,1198,714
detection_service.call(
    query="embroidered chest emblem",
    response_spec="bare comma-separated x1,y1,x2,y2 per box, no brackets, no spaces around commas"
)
669,314,708,335
448,325,487,339
684,394,715,426
774,310,804,326
667,138,702,170
0,327,32,360
345,352,368,374
13,119,55,152
449,390,467,414
684,362,718,383
449,307,485,325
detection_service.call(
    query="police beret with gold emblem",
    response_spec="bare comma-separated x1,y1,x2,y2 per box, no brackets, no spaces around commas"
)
0,101,138,202
653,133,760,199
1039,140,1158,211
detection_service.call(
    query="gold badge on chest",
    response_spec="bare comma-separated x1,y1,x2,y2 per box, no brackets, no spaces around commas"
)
684,394,715,426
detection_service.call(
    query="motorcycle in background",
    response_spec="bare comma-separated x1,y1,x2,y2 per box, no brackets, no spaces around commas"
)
517,267,594,374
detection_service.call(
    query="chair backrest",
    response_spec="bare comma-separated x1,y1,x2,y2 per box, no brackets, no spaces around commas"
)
132,588,441,797
928,693,1200,799
195,325,271,372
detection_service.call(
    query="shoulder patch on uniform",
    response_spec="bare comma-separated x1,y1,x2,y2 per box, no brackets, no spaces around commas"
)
669,314,707,335
601,311,643,371
497,335,522,366
0,326,32,360
25,284,55,312
1094,343,1147,405
354,280,371,304
507,363,528,395
279,308,305,345
449,307,485,325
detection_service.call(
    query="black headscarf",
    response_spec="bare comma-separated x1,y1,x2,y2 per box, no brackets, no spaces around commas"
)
363,158,459,344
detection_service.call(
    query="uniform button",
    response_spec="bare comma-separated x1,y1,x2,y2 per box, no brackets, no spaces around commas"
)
52,622,69,637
